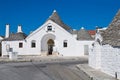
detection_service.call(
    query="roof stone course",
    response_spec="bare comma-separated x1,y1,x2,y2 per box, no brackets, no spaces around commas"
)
102,9,120,46
77,28,93,40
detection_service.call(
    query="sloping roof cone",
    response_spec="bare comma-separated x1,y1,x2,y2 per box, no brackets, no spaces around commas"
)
47,10,71,30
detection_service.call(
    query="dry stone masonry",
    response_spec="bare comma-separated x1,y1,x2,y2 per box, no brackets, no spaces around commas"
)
89,9,120,79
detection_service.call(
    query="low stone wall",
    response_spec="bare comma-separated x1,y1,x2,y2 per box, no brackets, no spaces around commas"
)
89,44,120,79
89,43,101,69
101,45,120,79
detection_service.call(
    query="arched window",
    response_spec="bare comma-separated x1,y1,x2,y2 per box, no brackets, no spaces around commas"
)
31,40,36,48
63,40,68,47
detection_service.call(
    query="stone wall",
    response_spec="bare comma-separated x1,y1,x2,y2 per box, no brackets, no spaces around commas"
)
89,44,120,79
89,42,101,69
101,45,120,79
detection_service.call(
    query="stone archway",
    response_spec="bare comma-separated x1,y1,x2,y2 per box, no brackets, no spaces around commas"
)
41,34,56,55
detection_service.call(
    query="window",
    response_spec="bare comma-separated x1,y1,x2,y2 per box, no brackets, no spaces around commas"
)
47,26,52,31
63,40,67,47
31,40,36,48
19,43,23,48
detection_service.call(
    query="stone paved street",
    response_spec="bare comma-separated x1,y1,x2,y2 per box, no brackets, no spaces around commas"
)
0,57,87,80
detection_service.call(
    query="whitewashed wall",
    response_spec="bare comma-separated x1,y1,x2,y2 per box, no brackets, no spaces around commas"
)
26,20,94,56
89,44,120,79
101,45,120,79
89,42,101,69
26,20,78,56
76,40,93,56
2,40,42,56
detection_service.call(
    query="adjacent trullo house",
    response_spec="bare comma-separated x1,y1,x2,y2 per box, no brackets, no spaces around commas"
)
1,10,94,57
89,9,120,79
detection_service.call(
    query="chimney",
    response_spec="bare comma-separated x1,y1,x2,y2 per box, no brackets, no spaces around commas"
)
17,25,23,33
5,24,10,38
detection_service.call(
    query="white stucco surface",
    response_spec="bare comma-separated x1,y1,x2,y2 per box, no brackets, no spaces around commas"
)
89,44,120,79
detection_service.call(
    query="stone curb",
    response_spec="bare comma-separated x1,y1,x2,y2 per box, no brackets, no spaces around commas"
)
0,57,83,64
76,64,118,80
76,65,93,80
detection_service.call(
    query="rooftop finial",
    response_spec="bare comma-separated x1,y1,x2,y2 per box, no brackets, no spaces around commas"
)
81,27,84,29
53,10,56,13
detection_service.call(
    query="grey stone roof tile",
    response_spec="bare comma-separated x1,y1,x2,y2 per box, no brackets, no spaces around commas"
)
102,9,120,46
77,29,93,40
3,33,27,41
71,30,78,34
47,10,71,31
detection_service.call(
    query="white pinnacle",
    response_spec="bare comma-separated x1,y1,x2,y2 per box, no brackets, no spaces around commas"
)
81,27,84,29
53,10,56,13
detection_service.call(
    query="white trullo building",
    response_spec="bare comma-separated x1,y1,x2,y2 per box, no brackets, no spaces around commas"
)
89,9,120,79
2,10,94,57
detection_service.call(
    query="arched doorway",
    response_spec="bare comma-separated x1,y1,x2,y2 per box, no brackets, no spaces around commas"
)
41,34,56,55
47,39,54,55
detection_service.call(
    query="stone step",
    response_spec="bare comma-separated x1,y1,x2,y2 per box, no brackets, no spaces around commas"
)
40,51,60,56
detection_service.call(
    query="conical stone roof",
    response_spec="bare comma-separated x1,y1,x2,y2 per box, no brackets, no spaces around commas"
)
77,28,93,40
48,10,71,30
102,9,120,46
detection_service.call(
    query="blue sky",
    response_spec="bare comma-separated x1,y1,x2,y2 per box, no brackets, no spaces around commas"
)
0,0,120,35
